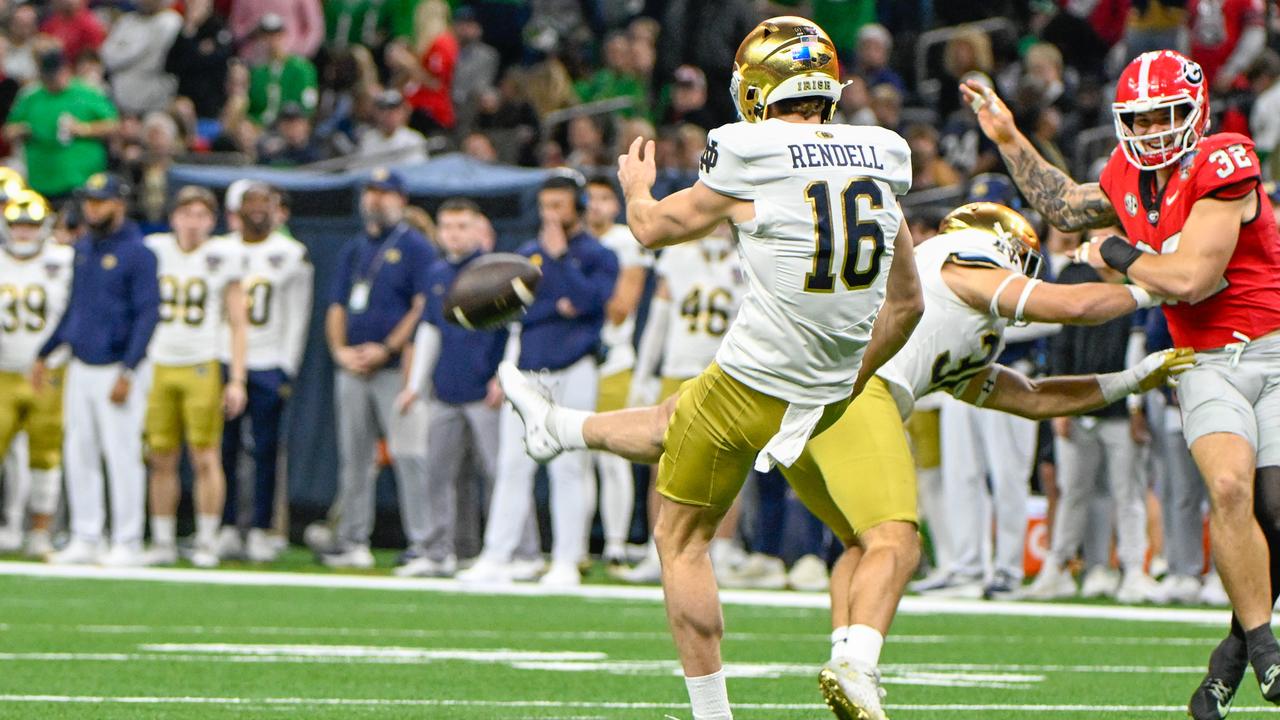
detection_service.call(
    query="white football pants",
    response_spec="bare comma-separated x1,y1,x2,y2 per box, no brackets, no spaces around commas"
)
940,397,1037,582
63,360,150,548
482,356,598,566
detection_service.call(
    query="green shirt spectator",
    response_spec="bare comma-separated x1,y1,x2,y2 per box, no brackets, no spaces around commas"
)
574,32,649,120
5,49,118,198
248,12,319,126
324,0,385,47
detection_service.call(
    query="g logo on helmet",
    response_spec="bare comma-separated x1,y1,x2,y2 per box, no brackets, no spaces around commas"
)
1181,57,1204,86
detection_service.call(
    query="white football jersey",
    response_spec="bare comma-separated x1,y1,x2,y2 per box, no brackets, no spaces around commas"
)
220,231,314,375
655,237,745,379
0,244,72,373
146,234,246,366
598,223,652,376
877,228,1015,418
700,118,911,405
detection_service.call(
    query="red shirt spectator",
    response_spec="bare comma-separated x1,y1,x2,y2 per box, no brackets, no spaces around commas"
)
41,0,106,62
1189,0,1266,90
402,32,458,130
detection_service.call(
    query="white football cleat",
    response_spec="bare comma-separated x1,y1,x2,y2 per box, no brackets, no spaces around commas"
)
614,555,663,584
1079,566,1120,599
190,542,219,569
48,538,101,565
0,527,22,553
143,544,179,567
320,544,375,569
24,530,53,558
100,543,145,568
719,553,787,590
538,561,581,588
916,571,984,599
788,554,831,592
303,521,338,554
819,660,889,720
394,555,457,578
246,529,281,563
1199,571,1230,607
457,557,517,584
216,526,244,561
1115,570,1159,605
1019,564,1076,601
497,362,563,463
1149,574,1202,605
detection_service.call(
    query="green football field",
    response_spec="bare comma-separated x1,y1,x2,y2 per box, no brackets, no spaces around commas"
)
0,557,1275,720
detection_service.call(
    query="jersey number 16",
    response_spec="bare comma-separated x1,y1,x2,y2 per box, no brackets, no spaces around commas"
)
803,178,886,293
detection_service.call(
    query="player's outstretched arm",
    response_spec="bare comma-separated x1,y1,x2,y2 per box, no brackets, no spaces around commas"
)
851,219,924,396
617,137,748,248
961,81,1118,231
943,264,1159,326
957,349,1195,420
1080,195,1248,303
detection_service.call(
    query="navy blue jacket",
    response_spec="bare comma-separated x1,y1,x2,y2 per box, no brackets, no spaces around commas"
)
40,221,159,370
427,251,508,405
329,222,435,369
515,231,618,371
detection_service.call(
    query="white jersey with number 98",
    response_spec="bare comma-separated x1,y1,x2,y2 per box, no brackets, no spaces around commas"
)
699,118,912,405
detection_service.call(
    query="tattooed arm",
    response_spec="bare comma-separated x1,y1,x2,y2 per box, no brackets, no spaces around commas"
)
960,81,1118,231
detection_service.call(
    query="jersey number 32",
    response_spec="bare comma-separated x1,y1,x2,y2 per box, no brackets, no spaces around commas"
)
803,178,886,293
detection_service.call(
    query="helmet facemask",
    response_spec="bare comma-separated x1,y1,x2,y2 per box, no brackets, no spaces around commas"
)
1113,97,1204,170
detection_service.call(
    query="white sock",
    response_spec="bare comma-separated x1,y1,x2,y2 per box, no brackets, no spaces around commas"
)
551,408,590,450
830,626,850,662
195,515,220,546
150,516,176,547
840,624,884,668
685,669,733,720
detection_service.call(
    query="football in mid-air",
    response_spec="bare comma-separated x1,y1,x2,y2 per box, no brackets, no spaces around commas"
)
444,253,541,329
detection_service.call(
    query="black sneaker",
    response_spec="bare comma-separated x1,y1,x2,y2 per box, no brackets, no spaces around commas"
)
1255,652,1280,704
1188,676,1240,720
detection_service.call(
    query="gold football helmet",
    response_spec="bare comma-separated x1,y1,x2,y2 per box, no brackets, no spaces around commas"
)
731,16,844,123
0,189,52,257
939,202,1043,277
0,167,26,204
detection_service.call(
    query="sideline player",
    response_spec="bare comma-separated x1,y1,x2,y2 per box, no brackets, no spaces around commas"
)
500,202,1191,719
143,186,249,568
515,17,927,719
218,183,312,562
0,190,72,557
584,175,651,565
963,50,1280,716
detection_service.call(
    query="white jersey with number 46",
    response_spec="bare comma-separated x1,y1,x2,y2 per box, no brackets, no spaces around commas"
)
877,228,1015,418
699,118,911,405
655,237,745,380
220,231,314,376
0,244,72,373
146,233,246,366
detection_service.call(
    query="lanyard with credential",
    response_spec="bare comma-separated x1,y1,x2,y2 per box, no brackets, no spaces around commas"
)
348,223,407,313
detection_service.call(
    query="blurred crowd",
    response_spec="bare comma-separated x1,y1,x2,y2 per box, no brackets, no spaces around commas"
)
1,0,1279,605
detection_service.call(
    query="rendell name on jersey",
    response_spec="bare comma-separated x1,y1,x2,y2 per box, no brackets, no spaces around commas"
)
787,142,886,170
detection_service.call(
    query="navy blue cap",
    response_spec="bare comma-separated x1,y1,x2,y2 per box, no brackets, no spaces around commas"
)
365,167,406,195
80,172,129,200
967,173,1019,207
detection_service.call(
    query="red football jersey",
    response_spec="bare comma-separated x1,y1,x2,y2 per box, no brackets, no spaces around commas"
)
1099,132,1280,351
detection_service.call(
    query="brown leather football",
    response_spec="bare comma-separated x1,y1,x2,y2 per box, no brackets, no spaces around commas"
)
444,253,542,329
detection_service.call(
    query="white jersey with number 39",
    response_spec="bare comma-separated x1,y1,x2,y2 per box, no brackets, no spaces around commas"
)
655,238,745,380
699,118,911,405
877,228,1015,418
0,244,73,373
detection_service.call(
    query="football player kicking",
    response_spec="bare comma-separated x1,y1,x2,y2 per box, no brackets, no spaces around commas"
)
143,187,249,568
504,16,926,720
500,201,1191,719
0,190,72,557
964,50,1280,718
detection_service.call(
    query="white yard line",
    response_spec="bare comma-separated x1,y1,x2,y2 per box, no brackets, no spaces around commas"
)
0,561,1247,625
0,695,1277,714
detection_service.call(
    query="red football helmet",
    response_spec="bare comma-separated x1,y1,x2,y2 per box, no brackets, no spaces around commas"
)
1112,50,1210,170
